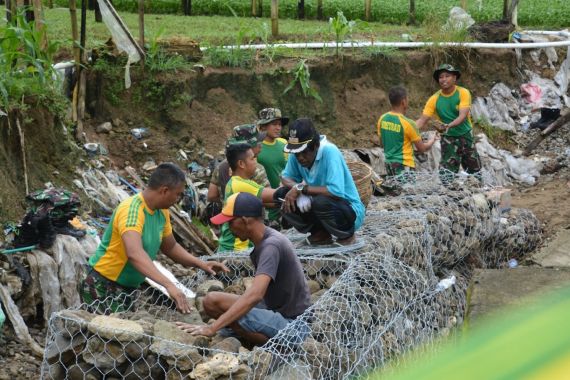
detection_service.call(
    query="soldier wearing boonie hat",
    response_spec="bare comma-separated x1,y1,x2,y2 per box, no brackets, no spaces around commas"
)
256,108,290,226
416,63,482,184
207,124,269,207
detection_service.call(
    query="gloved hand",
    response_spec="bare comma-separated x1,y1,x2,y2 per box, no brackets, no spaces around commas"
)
296,194,312,213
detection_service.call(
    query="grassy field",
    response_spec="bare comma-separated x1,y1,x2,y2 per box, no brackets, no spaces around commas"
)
44,7,425,48
50,0,570,27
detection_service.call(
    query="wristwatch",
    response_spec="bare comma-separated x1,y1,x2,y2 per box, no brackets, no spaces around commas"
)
294,183,307,194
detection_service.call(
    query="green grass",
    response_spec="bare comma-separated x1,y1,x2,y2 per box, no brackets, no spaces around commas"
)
48,0,570,27
43,7,422,50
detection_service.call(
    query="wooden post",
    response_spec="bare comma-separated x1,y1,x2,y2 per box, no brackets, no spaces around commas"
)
32,0,46,49
364,0,371,21
317,0,322,20
461,0,467,9
251,0,257,16
138,0,144,47
407,0,416,25
297,0,304,19
271,0,278,37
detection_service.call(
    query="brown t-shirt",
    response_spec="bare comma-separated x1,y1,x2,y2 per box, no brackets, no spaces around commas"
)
250,228,311,318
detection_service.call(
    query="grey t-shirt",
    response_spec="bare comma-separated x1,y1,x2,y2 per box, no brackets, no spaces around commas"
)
250,228,311,318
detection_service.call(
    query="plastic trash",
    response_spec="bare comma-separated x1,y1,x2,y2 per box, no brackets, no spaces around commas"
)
508,258,518,268
0,302,5,329
435,275,456,291
130,128,149,139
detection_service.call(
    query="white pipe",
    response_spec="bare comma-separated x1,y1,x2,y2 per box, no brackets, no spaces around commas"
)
205,39,570,51
520,30,570,37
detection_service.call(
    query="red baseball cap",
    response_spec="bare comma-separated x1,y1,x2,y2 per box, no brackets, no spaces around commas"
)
210,192,263,225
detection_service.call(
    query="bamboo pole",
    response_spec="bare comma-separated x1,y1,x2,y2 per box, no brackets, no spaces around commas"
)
364,0,371,21
408,0,416,25
69,0,80,125
138,0,144,47
271,0,278,37
32,0,46,50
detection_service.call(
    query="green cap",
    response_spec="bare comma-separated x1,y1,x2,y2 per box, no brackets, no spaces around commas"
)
257,108,289,126
433,64,461,81
225,124,265,148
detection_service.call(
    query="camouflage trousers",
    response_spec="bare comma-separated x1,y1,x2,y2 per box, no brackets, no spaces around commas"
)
80,267,136,314
440,134,482,183
385,162,416,183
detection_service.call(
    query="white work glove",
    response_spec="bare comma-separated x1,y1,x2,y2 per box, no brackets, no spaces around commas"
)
296,194,312,213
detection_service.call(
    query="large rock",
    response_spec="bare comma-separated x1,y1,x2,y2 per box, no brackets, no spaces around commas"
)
67,363,103,380
83,336,128,371
58,309,97,338
44,333,87,365
531,230,570,267
150,320,208,371
195,280,225,297
88,316,145,342
210,337,242,354
189,353,239,379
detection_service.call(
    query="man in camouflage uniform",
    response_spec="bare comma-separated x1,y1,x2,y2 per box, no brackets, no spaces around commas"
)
207,125,269,204
416,64,482,183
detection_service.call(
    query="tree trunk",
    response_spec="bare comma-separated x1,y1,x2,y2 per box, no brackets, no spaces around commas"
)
364,0,371,21
182,0,191,15
317,0,322,20
508,0,519,28
408,0,416,25
251,0,257,16
502,0,509,20
6,0,13,23
461,0,467,9
90,0,101,22
32,0,46,49
297,0,304,19
271,0,278,37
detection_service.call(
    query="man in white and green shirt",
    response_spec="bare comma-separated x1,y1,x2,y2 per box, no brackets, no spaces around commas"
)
256,108,289,224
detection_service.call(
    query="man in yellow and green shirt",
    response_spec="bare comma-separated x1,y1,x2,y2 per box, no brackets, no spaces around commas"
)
81,163,228,314
217,144,276,252
256,108,289,224
377,86,437,177
416,64,482,183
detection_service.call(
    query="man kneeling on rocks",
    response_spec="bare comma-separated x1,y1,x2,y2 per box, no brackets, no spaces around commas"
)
177,192,310,345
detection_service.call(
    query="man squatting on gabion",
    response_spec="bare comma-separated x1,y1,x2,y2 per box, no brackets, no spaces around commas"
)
177,192,311,345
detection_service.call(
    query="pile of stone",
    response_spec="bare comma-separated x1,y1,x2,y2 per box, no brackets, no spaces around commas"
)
42,256,347,379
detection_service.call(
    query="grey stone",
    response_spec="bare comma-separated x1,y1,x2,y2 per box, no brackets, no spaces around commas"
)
45,333,86,365
96,122,112,133
88,316,144,342
531,229,570,267
150,320,208,371
83,337,127,371
195,280,225,297
58,309,96,338
210,337,242,354
67,363,103,380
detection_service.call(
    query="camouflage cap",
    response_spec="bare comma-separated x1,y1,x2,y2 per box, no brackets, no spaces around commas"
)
226,124,266,148
433,63,461,81
257,108,290,127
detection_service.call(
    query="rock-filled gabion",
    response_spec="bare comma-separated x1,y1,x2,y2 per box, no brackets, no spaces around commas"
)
42,174,542,380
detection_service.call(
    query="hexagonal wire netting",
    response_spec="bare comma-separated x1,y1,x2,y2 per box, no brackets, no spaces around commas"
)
41,172,542,379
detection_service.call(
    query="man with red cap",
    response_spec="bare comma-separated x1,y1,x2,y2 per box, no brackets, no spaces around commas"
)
177,192,311,345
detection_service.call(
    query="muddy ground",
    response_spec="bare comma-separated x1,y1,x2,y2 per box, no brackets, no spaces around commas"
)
0,48,569,378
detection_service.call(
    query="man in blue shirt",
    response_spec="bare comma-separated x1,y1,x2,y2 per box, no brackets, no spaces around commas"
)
277,118,365,245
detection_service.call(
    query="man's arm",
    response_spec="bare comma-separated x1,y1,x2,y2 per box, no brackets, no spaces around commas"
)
179,274,272,337
443,107,470,129
207,183,220,203
123,231,192,313
413,135,439,153
160,234,228,275
415,115,432,130
281,177,332,213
